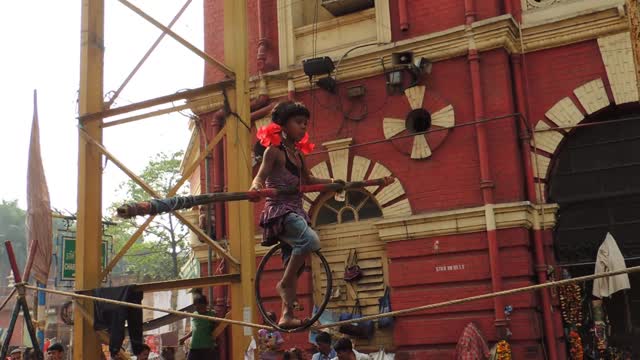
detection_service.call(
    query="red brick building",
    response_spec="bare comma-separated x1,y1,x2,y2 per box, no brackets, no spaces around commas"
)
184,0,640,358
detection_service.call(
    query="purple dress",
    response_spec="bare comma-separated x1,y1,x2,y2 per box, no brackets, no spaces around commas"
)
259,146,310,247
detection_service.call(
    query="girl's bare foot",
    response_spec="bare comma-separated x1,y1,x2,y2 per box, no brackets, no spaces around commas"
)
277,315,307,329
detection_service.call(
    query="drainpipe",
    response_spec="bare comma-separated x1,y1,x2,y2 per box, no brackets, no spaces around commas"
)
398,0,410,32
504,0,512,15
511,54,559,360
208,110,228,360
257,0,269,72
468,44,507,331
207,85,273,358
464,0,476,25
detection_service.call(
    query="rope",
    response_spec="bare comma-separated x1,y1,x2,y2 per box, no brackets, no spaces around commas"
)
18,265,640,332
21,284,271,331
312,265,640,330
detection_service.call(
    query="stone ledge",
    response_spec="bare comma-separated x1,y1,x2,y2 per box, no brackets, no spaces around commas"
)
374,202,558,242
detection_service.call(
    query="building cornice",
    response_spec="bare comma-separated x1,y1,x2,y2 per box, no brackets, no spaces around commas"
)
248,201,559,257
188,3,629,121
374,202,559,242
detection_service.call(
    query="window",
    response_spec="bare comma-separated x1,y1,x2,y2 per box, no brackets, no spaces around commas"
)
320,0,375,18
277,0,391,69
314,190,383,226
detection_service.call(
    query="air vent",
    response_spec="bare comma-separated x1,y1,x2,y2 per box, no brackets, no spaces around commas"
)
321,0,374,16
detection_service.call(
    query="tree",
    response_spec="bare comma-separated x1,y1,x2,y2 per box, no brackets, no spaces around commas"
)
108,151,191,282
0,200,27,285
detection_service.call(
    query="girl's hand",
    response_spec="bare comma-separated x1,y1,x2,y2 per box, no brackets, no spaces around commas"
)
248,183,264,202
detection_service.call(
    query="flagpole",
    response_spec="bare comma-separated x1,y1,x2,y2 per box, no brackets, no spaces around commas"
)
37,282,46,350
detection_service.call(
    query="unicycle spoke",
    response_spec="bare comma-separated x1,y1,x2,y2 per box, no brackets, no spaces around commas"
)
255,243,333,333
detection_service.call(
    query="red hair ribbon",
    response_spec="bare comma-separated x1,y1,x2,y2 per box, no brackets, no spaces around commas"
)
256,123,315,155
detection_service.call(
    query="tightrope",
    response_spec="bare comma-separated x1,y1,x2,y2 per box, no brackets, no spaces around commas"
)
21,284,271,331
18,265,640,332
313,265,640,330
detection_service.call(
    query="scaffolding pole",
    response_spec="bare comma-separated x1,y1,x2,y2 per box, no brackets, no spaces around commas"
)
75,0,104,357
223,0,257,357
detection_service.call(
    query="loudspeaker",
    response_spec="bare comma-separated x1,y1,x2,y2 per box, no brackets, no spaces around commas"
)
302,57,335,77
391,52,414,66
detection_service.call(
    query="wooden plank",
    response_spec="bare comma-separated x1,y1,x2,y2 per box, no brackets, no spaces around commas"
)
136,273,240,292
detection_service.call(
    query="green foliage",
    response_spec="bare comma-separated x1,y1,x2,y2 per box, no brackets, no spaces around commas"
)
108,151,191,282
0,200,27,280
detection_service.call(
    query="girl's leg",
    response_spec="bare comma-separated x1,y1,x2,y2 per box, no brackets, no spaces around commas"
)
277,253,306,327
276,214,320,328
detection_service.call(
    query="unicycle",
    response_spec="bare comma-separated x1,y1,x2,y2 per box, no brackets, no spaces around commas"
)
255,243,333,333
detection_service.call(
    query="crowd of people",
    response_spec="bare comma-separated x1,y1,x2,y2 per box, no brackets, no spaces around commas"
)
6,342,65,360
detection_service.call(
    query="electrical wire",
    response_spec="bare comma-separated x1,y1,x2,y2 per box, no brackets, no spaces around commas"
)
308,112,522,156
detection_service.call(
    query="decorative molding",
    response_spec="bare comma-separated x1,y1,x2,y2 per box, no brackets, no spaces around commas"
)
374,202,559,242
573,78,611,114
255,201,558,253
598,32,640,104
411,134,431,159
431,105,455,128
188,3,630,115
323,138,353,182
304,153,412,220
521,5,627,52
532,121,564,154
531,152,551,179
383,86,456,160
522,0,624,25
545,97,585,129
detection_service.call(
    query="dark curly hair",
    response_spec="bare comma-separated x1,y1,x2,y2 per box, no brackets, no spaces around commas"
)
271,101,310,126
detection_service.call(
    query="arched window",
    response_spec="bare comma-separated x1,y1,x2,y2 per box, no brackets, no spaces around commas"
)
313,190,383,226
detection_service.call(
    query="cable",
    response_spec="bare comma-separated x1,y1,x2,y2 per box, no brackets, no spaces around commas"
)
18,264,640,332
307,112,522,156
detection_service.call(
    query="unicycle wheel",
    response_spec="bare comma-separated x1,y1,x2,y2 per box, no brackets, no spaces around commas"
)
255,243,333,333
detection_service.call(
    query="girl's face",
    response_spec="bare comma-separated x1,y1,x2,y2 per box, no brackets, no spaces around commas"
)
283,115,308,142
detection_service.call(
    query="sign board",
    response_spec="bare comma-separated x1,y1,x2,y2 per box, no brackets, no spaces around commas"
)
61,236,107,281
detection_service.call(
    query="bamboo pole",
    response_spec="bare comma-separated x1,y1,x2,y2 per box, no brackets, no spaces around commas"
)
105,0,193,109
116,178,396,217
80,80,232,122
75,0,104,356
93,124,235,280
117,0,234,78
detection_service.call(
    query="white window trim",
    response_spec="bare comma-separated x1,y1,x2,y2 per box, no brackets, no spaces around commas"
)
277,0,391,70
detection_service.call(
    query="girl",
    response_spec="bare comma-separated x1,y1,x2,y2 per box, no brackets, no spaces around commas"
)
251,101,343,328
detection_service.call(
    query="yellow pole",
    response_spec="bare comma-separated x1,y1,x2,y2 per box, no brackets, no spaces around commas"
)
75,0,104,357
223,0,256,358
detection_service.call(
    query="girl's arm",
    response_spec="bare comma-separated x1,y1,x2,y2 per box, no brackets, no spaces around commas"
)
301,154,344,185
250,146,277,191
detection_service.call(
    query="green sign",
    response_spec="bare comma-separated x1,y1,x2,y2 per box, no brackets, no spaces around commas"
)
61,237,108,281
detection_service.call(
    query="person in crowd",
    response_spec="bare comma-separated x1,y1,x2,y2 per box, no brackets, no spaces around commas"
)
179,295,218,360
257,312,285,359
332,338,368,360
136,344,151,360
282,348,304,360
10,348,22,360
46,343,64,360
311,332,336,360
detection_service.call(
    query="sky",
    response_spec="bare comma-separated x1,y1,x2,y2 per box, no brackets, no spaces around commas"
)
0,0,204,214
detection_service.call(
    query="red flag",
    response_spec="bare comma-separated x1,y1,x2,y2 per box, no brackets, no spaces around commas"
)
25,90,52,284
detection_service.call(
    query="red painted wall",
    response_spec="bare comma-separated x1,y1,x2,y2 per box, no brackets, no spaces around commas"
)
523,40,609,129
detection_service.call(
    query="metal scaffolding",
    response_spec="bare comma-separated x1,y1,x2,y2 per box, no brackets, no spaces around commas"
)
76,0,254,358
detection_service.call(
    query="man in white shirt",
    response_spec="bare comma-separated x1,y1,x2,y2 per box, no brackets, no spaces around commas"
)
312,332,336,360
331,338,369,360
